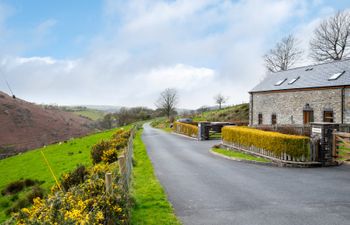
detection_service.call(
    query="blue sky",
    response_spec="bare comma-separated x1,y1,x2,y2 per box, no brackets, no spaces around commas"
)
0,0,350,108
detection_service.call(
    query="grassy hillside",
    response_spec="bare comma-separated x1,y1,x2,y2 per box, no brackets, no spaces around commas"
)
72,109,106,121
0,128,119,223
193,103,249,123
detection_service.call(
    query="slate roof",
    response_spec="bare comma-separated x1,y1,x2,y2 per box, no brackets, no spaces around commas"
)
250,58,350,93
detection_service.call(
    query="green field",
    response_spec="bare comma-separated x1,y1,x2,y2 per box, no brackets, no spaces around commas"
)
73,109,106,121
0,128,119,223
131,129,181,225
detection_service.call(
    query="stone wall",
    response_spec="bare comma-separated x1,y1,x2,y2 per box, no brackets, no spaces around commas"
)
250,88,347,125
345,88,350,124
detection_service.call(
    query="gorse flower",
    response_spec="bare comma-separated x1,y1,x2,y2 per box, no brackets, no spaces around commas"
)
7,128,132,225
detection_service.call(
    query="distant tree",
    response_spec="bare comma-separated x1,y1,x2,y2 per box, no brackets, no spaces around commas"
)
155,88,178,118
310,10,350,62
100,114,113,129
264,34,303,72
197,105,210,114
214,94,228,110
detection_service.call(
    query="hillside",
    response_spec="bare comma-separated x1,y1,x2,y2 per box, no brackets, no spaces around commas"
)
0,91,94,158
193,103,249,123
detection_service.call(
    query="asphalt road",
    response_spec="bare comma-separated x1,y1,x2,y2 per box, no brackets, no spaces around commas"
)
142,124,350,225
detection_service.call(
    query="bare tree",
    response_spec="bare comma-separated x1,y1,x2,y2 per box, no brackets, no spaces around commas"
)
214,94,228,110
264,34,303,72
310,11,350,62
155,88,178,118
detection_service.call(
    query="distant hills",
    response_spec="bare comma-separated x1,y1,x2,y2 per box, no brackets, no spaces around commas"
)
0,91,94,158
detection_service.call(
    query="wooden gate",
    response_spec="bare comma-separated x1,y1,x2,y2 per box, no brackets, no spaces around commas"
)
333,131,350,163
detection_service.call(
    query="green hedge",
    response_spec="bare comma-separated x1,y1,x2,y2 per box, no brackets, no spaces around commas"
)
222,126,310,158
173,122,198,138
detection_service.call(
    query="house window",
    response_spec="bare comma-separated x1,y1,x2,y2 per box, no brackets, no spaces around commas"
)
258,113,263,125
323,110,334,122
303,111,314,124
271,114,277,125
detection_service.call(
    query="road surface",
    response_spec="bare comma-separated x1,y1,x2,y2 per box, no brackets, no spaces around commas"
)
142,124,350,225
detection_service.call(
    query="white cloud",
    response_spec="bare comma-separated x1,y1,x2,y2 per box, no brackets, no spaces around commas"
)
1,0,347,109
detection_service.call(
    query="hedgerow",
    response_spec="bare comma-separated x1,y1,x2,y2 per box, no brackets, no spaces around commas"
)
91,130,130,164
173,122,198,138
222,126,310,158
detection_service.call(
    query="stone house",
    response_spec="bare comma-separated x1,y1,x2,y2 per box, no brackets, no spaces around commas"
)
249,59,350,126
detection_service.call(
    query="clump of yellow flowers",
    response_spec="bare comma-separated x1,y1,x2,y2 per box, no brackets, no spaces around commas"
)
6,129,131,225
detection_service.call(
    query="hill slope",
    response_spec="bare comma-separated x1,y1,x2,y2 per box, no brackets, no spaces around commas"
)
0,91,94,158
193,103,249,123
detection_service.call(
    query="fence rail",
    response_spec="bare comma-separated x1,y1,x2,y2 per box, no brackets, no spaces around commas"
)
222,141,312,162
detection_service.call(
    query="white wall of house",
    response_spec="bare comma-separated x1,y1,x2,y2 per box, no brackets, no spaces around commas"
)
250,88,345,125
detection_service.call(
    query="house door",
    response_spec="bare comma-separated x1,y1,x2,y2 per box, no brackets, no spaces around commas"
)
303,110,314,124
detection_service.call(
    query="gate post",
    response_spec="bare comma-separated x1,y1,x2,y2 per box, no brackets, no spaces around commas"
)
198,122,210,141
311,122,339,166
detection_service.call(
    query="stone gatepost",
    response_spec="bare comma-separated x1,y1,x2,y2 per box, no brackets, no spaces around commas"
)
310,122,339,166
198,122,210,141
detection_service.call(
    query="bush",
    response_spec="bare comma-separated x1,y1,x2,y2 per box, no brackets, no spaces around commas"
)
61,165,88,192
26,186,45,203
91,140,113,164
91,130,130,164
173,122,198,138
9,164,128,225
101,148,118,164
1,179,41,196
222,126,310,158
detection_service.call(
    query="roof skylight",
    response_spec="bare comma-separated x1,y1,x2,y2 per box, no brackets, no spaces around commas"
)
288,76,300,85
305,68,313,71
275,78,287,86
328,71,345,81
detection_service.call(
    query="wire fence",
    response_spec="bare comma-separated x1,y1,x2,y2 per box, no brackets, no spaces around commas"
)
118,127,136,191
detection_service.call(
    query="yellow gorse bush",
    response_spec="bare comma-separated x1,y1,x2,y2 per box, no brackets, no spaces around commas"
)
9,164,128,225
222,126,310,158
173,122,198,138
7,128,133,225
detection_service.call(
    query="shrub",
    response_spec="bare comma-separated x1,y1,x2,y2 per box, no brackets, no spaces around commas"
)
61,165,88,192
173,122,198,138
101,148,118,164
9,164,128,225
112,130,131,140
26,186,45,203
1,181,24,196
1,179,41,196
91,140,113,164
222,126,310,158
6,198,30,215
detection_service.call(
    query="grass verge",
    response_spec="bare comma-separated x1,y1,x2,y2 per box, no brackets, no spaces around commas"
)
131,129,181,225
150,118,173,133
0,128,121,223
212,148,271,163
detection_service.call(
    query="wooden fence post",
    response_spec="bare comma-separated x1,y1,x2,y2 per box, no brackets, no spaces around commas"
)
332,129,337,162
105,172,112,194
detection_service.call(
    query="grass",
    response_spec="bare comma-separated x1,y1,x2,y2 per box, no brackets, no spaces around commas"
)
150,118,173,133
338,145,350,162
72,109,106,121
131,129,181,225
212,148,271,163
193,103,249,123
0,128,120,223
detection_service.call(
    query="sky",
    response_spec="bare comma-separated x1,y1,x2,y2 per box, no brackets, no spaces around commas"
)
0,0,349,109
